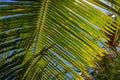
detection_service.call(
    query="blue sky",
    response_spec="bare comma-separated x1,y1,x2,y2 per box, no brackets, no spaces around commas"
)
1,0,12,1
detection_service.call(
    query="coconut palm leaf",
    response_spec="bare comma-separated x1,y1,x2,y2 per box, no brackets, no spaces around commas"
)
0,0,120,79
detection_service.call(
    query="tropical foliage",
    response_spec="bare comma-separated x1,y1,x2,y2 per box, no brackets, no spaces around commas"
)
0,0,120,80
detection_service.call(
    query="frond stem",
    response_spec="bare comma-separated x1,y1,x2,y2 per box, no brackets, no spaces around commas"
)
33,0,49,53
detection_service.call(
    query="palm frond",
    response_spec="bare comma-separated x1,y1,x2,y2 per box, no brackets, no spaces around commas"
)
0,0,120,79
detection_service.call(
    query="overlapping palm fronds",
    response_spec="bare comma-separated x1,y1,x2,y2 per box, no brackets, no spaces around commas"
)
0,0,120,79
